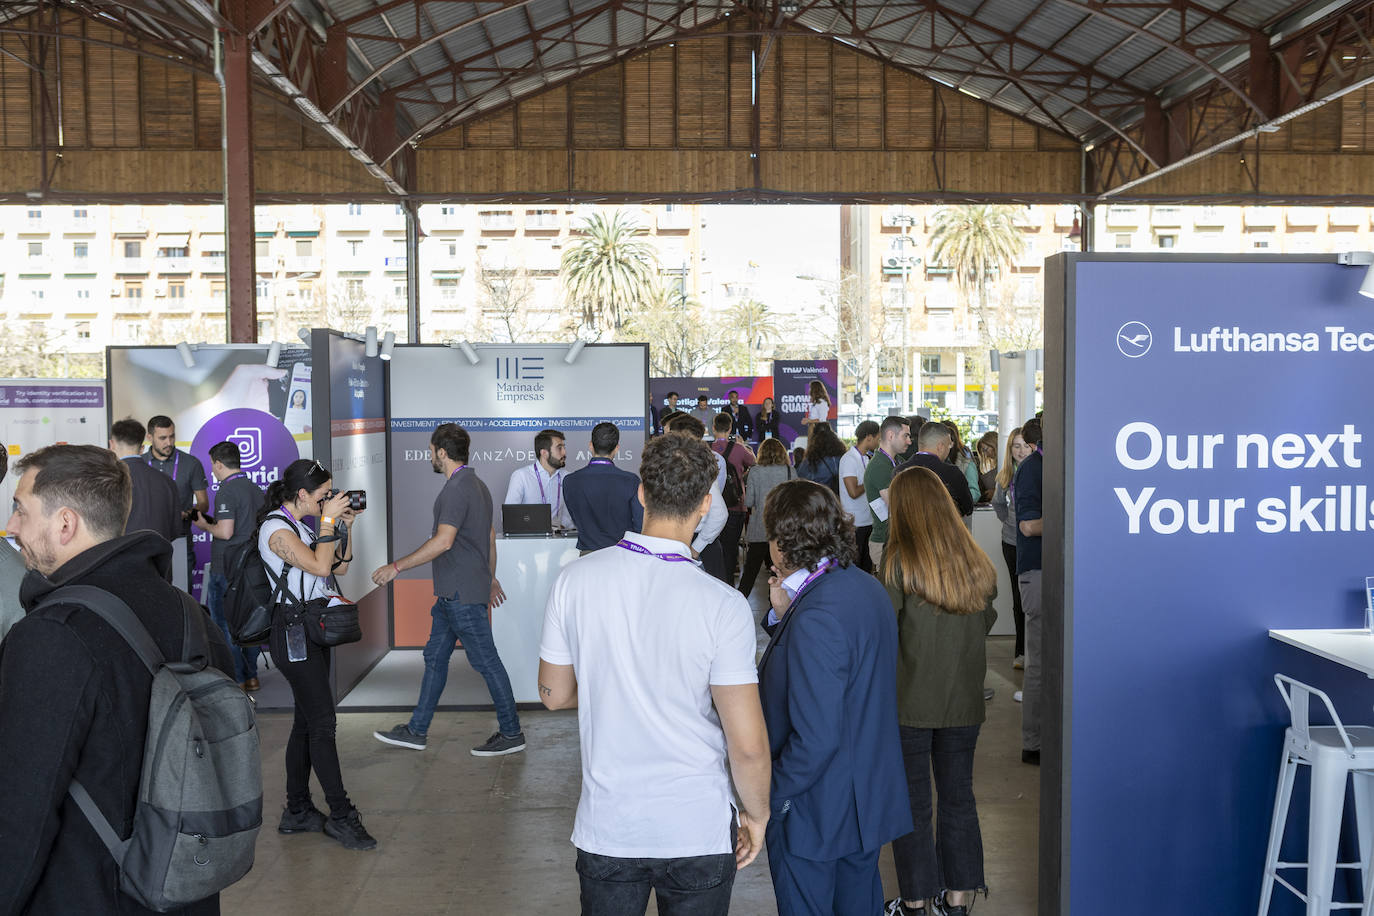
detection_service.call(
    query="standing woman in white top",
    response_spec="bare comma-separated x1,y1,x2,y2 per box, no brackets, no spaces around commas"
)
802,379,830,436
257,459,377,851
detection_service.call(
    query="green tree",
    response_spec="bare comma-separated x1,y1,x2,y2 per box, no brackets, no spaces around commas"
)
620,284,732,377
929,205,1024,342
721,298,781,375
560,210,659,335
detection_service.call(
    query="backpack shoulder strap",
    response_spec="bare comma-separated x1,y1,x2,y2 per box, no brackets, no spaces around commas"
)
176,591,211,671
724,440,736,460
37,585,162,676
68,780,130,864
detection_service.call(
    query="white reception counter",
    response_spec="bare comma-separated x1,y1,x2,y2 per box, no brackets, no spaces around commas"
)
492,534,581,703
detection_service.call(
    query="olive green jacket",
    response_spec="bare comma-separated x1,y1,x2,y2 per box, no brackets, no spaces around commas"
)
884,584,997,729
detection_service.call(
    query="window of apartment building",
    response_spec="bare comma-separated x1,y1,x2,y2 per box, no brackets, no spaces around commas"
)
257,320,271,340
1156,235,1177,249
347,240,363,257
435,277,459,302
440,205,458,219
122,321,143,342
27,242,42,258
73,242,88,260
256,278,271,299
346,278,364,298
158,246,189,259
255,240,270,258
210,281,226,302
28,287,44,303
26,208,40,222
75,288,91,302
921,354,942,375
72,208,88,222
295,239,314,257
347,203,364,216
124,281,143,299
76,321,91,340
297,280,314,304
1114,234,1132,250
1251,234,1272,250
123,240,141,259
526,208,558,229
167,281,186,299
393,282,407,302
394,204,404,215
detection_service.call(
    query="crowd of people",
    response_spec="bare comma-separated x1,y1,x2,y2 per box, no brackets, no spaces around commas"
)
0,394,1047,916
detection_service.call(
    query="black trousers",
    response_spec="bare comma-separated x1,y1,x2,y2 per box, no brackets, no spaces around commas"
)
891,725,985,901
1000,541,1025,657
699,539,727,583
719,512,746,585
270,621,352,817
738,541,771,598
855,525,873,574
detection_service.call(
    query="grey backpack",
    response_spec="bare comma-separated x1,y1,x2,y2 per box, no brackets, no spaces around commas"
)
38,585,262,912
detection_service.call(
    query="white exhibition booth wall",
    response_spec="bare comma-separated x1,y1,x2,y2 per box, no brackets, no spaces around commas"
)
0,380,107,536
384,342,649,700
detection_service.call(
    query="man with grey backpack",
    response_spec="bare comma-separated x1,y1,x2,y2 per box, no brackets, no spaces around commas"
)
0,444,258,914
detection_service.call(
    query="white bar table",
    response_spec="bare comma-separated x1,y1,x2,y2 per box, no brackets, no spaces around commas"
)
1269,629,1374,678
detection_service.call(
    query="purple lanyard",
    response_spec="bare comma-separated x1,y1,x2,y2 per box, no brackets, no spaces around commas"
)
450,465,470,479
616,539,696,563
878,448,897,468
589,458,614,467
535,466,562,514
791,558,835,602
148,451,179,479
858,448,870,469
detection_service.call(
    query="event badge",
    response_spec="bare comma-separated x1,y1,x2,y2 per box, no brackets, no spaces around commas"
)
286,621,308,662
869,496,889,522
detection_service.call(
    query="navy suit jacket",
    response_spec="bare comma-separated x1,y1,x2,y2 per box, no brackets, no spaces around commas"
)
563,460,644,552
757,563,912,861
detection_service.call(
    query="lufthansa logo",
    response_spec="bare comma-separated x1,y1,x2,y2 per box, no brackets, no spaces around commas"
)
1117,322,1152,358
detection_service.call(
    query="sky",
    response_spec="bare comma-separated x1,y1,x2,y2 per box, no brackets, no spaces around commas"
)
699,204,841,282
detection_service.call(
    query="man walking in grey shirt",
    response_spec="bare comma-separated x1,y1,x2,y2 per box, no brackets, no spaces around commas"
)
370,423,524,757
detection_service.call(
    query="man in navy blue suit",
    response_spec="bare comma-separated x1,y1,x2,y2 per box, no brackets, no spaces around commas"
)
757,479,912,915
563,422,644,554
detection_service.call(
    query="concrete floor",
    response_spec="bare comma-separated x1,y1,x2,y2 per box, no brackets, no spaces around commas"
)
224,634,1038,916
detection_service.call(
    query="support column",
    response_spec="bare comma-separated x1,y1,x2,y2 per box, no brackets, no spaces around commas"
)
222,11,257,343
404,201,421,343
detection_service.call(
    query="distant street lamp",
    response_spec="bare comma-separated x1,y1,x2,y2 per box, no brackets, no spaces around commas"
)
888,214,920,413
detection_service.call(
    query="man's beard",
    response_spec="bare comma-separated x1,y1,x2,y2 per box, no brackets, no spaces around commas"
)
431,457,443,474
16,530,57,575
549,455,566,470
153,444,174,459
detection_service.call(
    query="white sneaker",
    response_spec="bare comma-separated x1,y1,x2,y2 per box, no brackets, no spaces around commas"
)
1013,690,1023,703
1013,655,1024,670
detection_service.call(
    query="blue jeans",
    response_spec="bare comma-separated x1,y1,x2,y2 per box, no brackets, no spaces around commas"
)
206,571,260,684
576,848,736,916
409,595,520,737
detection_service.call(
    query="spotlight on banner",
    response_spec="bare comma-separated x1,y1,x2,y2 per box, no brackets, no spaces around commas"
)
266,342,282,368
445,339,481,365
365,326,379,358
564,340,587,365
297,327,311,345
1338,251,1374,300
379,331,396,361
176,341,196,369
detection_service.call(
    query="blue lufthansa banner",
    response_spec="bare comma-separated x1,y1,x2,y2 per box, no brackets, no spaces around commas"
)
1055,254,1374,915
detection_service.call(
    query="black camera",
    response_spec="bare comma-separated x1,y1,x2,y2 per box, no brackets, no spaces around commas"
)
325,489,367,512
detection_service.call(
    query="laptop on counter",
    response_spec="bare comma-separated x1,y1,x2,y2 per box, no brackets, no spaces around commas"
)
502,503,553,537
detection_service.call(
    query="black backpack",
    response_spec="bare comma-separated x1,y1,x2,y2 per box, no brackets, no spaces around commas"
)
222,513,293,647
721,441,746,508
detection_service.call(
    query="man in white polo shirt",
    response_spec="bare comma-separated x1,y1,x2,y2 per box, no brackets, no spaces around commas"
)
839,419,879,573
538,432,771,913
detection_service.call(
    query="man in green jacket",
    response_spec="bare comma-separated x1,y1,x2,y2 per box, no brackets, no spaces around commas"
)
863,416,911,569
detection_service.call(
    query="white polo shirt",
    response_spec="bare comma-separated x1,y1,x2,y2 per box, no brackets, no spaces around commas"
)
838,446,873,526
539,531,759,858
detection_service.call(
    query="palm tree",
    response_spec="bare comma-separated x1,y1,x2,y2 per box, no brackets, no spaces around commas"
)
560,210,659,334
724,299,782,375
928,205,1024,335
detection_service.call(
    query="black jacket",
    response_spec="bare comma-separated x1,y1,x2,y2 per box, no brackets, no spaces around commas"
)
0,532,232,915
896,452,976,517
755,410,781,442
725,403,752,440
122,455,182,543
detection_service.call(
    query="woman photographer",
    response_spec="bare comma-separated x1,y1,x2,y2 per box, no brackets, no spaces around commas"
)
258,459,375,851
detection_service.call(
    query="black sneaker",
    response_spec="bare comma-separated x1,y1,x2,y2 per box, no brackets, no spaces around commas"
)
374,723,427,750
883,899,927,914
277,804,326,834
1022,749,1041,766
471,731,526,757
323,807,377,851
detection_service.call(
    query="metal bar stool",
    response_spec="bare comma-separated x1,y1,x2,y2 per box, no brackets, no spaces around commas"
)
1259,675,1374,915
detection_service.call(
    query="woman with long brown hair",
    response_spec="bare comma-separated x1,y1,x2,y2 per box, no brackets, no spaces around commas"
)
738,437,793,598
991,427,1030,669
879,467,997,916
